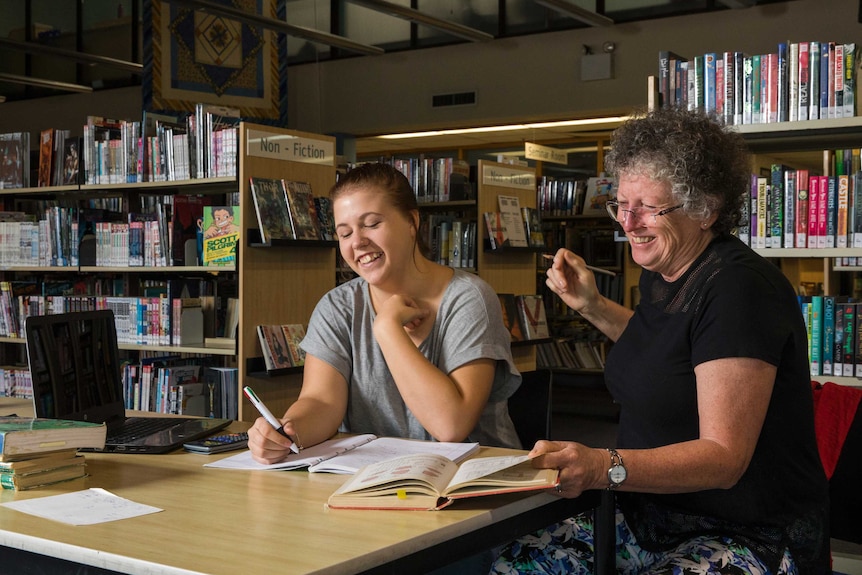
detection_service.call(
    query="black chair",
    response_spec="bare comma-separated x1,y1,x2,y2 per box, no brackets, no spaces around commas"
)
508,369,615,575
507,368,553,448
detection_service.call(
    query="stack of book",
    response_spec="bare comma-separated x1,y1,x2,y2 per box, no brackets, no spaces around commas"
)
0,417,107,491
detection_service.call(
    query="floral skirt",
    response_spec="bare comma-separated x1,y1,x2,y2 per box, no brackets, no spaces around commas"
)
489,507,796,575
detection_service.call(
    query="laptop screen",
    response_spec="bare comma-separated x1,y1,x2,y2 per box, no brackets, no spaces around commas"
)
26,309,126,425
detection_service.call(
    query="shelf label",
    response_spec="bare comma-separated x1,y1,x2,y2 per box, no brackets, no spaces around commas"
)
481,164,536,190
246,129,334,165
524,142,568,165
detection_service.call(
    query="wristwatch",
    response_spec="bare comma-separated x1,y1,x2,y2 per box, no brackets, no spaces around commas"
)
606,448,627,489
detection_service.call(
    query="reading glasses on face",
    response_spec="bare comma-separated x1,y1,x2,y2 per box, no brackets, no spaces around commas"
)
605,200,683,224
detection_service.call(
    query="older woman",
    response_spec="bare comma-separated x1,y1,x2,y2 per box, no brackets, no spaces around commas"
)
492,108,829,575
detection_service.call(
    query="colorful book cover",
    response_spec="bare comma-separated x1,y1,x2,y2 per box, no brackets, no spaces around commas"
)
249,177,293,243
282,324,307,366
497,294,524,342
515,294,550,340
202,206,240,266
284,180,321,240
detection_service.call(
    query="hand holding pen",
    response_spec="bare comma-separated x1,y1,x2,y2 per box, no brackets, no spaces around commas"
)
243,386,300,454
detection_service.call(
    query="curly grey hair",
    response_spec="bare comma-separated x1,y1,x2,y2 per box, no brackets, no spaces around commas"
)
604,107,751,236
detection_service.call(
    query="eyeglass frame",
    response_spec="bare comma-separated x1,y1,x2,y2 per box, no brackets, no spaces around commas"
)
605,199,684,224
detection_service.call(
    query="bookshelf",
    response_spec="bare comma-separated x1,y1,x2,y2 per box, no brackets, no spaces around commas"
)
476,160,541,373
0,122,338,420
237,124,337,420
651,73,862,387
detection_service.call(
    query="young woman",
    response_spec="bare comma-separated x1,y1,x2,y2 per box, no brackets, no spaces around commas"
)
248,162,522,464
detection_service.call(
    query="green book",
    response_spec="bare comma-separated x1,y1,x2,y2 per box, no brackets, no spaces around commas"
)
0,417,106,462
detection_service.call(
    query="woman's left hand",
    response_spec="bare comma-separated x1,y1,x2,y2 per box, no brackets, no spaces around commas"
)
529,440,606,498
376,294,429,331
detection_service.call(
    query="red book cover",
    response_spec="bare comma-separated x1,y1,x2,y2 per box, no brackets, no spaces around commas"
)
767,52,779,123
807,173,819,249
795,169,809,248
817,175,829,248
798,42,810,121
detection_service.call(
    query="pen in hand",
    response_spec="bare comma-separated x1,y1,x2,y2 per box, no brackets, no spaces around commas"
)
542,253,616,277
243,386,300,454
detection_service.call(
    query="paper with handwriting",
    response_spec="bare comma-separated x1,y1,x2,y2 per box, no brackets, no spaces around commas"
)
1,488,163,525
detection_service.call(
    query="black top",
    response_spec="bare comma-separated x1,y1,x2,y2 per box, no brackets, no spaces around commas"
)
605,234,830,573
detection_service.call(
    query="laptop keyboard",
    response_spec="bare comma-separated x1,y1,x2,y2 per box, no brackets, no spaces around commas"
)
109,418,183,443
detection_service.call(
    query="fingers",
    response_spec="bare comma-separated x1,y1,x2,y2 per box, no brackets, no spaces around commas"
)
248,417,294,464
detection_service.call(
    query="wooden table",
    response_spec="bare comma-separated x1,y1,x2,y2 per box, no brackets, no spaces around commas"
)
0,406,602,575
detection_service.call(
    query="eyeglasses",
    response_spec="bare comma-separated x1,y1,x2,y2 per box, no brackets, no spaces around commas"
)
605,200,683,224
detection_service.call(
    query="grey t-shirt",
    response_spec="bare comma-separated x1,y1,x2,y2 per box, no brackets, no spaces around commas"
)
300,270,522,448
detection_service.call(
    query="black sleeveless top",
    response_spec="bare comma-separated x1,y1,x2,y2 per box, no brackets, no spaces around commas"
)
605,234,830,573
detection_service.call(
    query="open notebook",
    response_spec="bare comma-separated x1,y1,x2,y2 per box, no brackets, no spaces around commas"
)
24,309,230,454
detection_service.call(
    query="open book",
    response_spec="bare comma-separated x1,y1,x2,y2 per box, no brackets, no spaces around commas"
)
327,452,559,510
204,434,479,475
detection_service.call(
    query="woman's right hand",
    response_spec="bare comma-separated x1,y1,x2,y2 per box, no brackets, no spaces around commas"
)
247,416,298,464
544,248,602,314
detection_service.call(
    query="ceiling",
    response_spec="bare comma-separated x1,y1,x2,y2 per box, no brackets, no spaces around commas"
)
0,0,782,157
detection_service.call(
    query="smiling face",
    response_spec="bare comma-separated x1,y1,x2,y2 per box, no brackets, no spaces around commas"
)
334,186,419,289
616,172,715,282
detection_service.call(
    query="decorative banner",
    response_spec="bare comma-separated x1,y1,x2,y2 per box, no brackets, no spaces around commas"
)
143,0,287,123
247,129,335,165
481,164,536,190
525,142,568,165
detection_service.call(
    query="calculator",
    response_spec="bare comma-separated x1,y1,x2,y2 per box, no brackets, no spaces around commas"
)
183,432,249,454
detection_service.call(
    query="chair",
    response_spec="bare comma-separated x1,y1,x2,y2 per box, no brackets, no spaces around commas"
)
508,369,615,575
812,381,862,574
507,368,553,448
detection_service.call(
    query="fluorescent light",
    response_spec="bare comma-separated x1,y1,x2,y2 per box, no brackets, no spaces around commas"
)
374,116,630,140
532,0,614,27
346,0,494,42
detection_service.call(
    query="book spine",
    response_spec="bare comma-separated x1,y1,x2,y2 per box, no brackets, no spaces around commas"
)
826,176,837,248
704,53,717,113
844,43,856,117
789,42,799,122
756,176,768,249
823,295,835,376
820,42,831,120
798,42,810,121
837,174,849,248
810,42,821,120
770,164,784,248
810,295,822,376
777,42,789,122
817,175,829,248
795,169,809,248
808,173,819,249
783,168,795,248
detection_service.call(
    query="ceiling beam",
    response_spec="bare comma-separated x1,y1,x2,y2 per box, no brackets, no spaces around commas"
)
714,0,757,8
0,38,142,74
0,72,93,93
170,0,384,56
345,0,494,42
532,0,614,27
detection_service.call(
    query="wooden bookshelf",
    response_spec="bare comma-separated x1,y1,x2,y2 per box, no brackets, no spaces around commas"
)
237,124,337,420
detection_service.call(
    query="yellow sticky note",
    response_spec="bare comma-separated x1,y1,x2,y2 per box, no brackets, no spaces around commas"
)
396,490,407,499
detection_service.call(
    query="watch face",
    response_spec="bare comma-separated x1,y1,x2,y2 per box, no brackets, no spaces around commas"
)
609,465,627,484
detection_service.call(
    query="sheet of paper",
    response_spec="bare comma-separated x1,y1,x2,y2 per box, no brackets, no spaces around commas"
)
1,488,162,525
204,434,377,470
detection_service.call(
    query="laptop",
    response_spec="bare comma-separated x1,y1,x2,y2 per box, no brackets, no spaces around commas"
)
25,309,231,454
